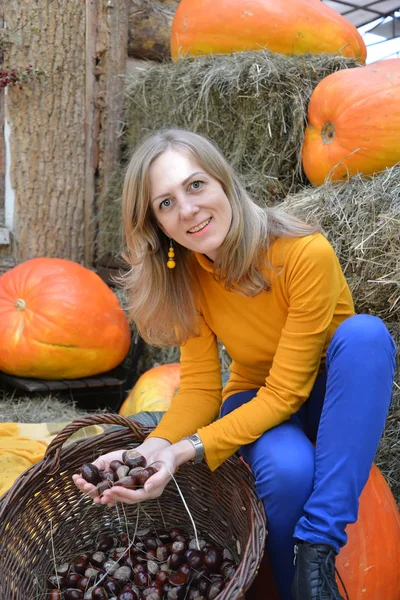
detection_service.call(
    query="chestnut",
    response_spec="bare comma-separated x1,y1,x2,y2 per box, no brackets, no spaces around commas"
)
187,550,204,570
122,450,146,469
169,528,184,540
178,563,190,578
90,551,106,568
80,464,101,485
167,584,186,600
144,536,159,551
49,591,62,600
65,572,82,588
91,588,108,600
117,592,138,600
103,577,121,595
133,570,151,587
155,570,169,585
71,555,89,575
207,579,225,600
168,572,187,586
97,480,112,496
113,566,132,584
136,467,157,487
97,536,115,553
109,460,124,471
116,465,130,480
64,590,84,600
156,545,169,563
56,562,70,577
77,577,91,592
47,575,66,589
167,552,184,570
203,548,222,573
102,470,115,483
147,560,159,576
171,541,186,555
142,585,162,598
113,476,137,489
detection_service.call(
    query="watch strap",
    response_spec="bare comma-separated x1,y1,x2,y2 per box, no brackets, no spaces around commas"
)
185,433,204,464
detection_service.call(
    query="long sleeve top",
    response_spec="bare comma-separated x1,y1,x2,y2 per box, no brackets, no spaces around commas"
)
148,233,355,471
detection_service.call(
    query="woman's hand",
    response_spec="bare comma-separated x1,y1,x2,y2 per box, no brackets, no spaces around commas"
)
100,438,196,506
72,437,196,506
71,437,172,504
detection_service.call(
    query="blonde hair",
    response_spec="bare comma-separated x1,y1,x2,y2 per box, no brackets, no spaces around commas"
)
121,129,318,346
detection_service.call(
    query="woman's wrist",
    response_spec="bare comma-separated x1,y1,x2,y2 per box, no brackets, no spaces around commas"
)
172,439,196,467
141,436,172,453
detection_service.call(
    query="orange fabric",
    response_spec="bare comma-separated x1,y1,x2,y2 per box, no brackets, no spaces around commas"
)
148,234,355,470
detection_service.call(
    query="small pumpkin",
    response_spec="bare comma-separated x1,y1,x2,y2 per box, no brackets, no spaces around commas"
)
302,58,400,185
171,0,366,62
0,258,131,379
119,363,181,416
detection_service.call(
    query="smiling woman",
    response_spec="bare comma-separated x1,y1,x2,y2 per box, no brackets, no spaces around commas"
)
73,129,397,600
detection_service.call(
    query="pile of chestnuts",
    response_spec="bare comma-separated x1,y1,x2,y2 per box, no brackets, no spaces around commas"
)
47,526,237,600
46,450,237,599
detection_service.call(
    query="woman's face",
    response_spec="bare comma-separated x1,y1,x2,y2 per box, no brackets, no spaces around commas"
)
149,149,232,261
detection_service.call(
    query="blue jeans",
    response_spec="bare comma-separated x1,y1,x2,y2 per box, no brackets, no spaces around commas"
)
220,315,396,600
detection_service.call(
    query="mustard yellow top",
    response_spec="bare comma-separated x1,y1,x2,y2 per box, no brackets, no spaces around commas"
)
148,233,355,471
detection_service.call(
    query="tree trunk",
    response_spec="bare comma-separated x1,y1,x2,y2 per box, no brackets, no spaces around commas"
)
4,0,128,265
4,0,87,263
128,0,179,61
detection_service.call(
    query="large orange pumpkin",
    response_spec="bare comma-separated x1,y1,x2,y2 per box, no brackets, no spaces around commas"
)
0,258,131,379
119,363,181,416
302,58,400,185
247,463,400,599
170,0,366,62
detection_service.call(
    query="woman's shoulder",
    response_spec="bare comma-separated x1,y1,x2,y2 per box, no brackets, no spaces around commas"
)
268,232,336,265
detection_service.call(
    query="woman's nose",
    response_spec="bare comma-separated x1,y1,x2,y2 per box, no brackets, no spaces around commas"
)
178,195,199,218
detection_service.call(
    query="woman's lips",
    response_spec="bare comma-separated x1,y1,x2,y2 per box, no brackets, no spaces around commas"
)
187,217,212,234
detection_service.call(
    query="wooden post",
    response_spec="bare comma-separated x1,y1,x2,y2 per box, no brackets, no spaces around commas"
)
85,0,98,266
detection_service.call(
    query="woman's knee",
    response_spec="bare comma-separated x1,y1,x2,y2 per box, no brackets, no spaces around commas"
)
334,315,395,351
243,425,315,505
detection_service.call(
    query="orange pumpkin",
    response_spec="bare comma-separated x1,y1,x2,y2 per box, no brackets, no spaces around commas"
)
0,258,131,379
170,0,366,62
248,463,400,599
302,58,400,185
119,363,181,416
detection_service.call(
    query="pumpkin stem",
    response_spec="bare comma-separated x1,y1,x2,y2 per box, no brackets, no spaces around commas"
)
321,121,336,145
15,299,27,311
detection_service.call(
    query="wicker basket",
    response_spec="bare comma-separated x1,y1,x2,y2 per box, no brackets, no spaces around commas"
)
0,414,266,600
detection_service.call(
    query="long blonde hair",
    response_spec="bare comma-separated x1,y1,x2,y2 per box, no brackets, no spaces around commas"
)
121,129,317,346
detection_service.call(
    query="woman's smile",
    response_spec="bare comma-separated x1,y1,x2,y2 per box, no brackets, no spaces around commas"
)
187,217,212,235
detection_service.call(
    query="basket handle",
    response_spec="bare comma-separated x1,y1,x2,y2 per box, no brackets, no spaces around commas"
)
44,413,147,474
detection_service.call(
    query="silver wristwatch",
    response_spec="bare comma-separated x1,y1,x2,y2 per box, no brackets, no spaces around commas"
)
185,433,205,464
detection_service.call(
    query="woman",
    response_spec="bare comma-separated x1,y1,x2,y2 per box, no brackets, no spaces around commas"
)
73,129,396,600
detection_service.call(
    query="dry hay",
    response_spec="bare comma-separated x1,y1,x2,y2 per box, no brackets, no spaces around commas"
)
376,323,399,504
280,165,400,322
0,393,93,423
100,50,359,254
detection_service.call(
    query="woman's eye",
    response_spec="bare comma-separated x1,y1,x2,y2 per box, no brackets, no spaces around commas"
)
160,198,171,209
190,180,203,190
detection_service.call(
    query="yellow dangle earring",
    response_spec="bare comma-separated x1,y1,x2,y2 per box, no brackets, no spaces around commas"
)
167,239,176,269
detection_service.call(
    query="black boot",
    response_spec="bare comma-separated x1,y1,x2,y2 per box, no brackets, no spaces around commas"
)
291,543,349,600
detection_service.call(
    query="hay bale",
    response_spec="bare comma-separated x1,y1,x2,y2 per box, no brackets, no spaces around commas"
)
280,165,400,322
376,323,399,505
101,50,358,253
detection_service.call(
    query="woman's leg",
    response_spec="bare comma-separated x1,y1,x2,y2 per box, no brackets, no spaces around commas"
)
294,314,396,550
221,392,315,600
